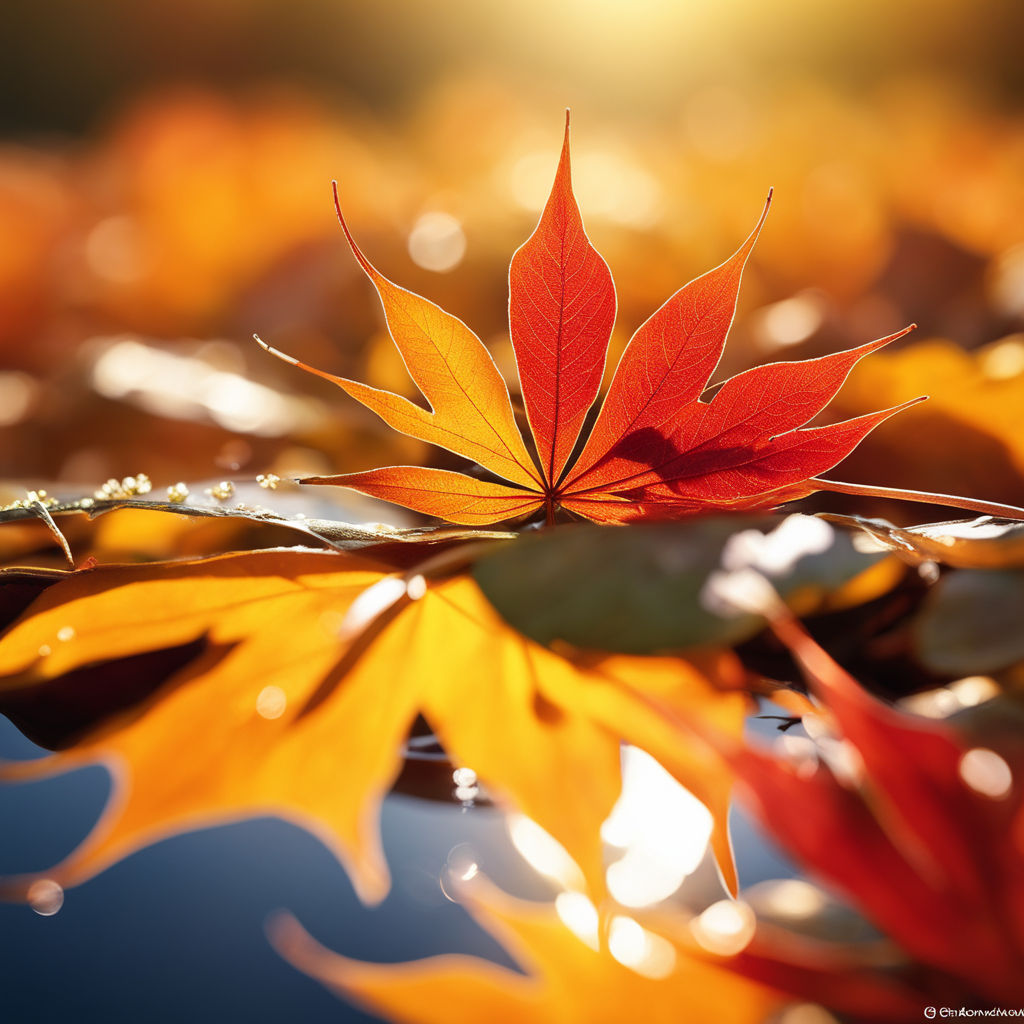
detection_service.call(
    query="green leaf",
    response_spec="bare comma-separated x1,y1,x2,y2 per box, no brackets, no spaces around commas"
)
473,515,883,654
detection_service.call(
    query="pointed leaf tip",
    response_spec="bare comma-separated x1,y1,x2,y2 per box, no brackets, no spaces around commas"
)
509,107,615,485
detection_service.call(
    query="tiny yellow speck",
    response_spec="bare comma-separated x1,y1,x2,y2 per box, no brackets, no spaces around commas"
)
256,473,281,490
94,474,153,500
167,483,190,503
206,481,235,502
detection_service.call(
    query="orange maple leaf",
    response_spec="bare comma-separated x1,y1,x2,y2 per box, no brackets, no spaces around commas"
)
257,113,918,526
272,879,784,1024
0,548,747,904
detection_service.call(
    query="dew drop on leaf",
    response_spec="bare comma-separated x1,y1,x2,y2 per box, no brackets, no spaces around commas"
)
27,879,64,917
439,843,479,902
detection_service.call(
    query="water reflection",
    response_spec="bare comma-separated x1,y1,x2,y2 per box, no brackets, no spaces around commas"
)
0,714,805,1020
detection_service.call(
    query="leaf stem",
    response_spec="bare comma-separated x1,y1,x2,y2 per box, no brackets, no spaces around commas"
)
812,477,1024,521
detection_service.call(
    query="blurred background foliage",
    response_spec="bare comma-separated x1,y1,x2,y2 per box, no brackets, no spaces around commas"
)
1,0,1023,514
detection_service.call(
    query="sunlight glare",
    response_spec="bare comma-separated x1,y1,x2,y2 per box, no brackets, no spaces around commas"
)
749,878,827,920
554,891,600,951
508,814,585,891
753,292,827,351
958,748,1013,800
338,576,408,639
690,898,756,956
608,915,677,978
407,212,466,273
602,746,712,908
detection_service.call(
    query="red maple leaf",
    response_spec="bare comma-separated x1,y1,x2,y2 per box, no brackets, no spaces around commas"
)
258,113,918,526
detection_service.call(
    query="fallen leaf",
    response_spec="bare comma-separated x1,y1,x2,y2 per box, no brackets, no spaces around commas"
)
259,115,917,525
0,549,747,903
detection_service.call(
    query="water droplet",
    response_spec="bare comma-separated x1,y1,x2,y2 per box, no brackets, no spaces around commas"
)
439,843,479,901
205,481,235,502
56,626,75,643
256,685,287,720
27,879,64,916
452,767,479,805
405,574,427,601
